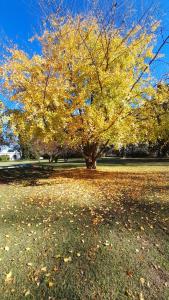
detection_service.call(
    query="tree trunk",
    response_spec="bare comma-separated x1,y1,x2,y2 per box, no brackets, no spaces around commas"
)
83,142,98,169
49,155,58,162
156,139,163,158
85,157,97,169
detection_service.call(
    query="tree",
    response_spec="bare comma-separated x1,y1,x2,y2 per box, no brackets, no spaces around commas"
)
146,83,169,157
0,9,168,168
0,102,11,145
32,139,62,162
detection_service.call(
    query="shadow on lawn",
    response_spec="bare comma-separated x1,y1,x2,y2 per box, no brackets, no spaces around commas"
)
0,156,169,185
49,168,169,185
0,162,84,185
0,165,55,184
0,164,169,186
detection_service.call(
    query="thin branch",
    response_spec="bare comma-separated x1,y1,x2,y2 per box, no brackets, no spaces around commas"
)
130,35,169,92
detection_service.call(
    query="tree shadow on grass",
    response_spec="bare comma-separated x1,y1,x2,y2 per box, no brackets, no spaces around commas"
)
0,164,85,185
0,157,168,186
47,168,169,184
0,166,55,185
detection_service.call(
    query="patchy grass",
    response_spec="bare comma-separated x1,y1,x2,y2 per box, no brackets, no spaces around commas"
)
0,160,168,299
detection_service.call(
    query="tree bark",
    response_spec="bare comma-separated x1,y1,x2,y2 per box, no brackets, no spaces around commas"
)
85,157,97,169
83,142,98,169
49,155,58,163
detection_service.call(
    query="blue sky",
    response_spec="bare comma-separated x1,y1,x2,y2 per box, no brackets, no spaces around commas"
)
0,0,169,107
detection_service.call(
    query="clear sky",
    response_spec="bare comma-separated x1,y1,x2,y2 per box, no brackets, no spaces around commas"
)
0,0,169,107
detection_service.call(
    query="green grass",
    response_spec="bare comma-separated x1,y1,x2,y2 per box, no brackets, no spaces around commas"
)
0,157,169,174
0,159,168,299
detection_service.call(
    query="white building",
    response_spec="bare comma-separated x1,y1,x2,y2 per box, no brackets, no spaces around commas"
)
0,145,21,160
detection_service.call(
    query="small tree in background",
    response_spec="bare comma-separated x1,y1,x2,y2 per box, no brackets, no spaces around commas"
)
32,139,62,162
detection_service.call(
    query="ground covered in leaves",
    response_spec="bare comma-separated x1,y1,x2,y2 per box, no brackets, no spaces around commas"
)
0,160,169,300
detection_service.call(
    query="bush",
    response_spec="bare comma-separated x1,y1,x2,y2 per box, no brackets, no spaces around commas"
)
0,155,10,161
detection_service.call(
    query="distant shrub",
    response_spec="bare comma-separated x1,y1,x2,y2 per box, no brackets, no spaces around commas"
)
126,151,149,158
0,155,10,161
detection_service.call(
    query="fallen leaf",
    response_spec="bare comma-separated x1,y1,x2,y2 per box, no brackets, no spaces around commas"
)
139,292,144,300
24,290,30,296
5,271,13,283
27,262,33,267
64,257,72,263
48,282,54,287
140,277,145,285
126,270,133,277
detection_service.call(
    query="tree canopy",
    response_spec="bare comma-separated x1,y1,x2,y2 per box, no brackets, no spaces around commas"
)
0,10,168,168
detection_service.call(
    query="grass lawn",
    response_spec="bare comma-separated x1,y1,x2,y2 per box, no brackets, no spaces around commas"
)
0,158,168,299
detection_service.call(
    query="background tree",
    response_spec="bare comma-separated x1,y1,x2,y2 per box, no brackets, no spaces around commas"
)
147,83,169,157
32,139,63,162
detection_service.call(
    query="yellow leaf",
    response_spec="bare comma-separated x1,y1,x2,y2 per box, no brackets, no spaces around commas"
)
140,277,145,285
139,292,144,300
24,290,30,296
64,257,72,263
48,282,54,287
5,271,13,283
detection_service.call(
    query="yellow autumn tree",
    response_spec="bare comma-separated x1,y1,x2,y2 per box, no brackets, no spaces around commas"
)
151,84,169,142
142,83,169,156
0,13,164,168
